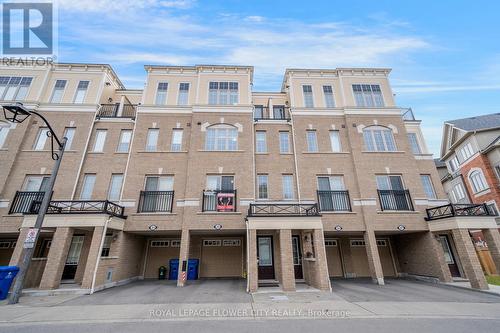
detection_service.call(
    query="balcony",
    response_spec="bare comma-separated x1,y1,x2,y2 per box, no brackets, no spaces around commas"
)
97,103,137,119
425,203,496,221
247,203,320,217
202,190,237,212
317,190,352,212
377,189,414,211
137,191,174,213
9,191,126,218
254,106,290,121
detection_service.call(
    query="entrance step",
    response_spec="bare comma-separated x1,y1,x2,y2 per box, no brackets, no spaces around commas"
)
22,287,90,297
258,280,280,287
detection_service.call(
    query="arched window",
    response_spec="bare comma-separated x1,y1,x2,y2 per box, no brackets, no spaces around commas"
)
362,126,396,152
0,121,11,148
469,169,488,193
205,124,238,151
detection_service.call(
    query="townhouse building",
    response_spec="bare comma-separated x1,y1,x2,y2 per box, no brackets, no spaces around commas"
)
0,62,499,295
435,114,500,274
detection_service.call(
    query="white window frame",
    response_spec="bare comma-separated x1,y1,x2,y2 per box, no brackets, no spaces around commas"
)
407,132,422,154
363,126,396,152
350,239,366,247
203,239,222,247
73,80,90,104
151,240,170,247
107,174,124,201
170,239,181,247
0,122,11,148
80,174,96,200
420,174,437,199
23,175,50,191
155,82,168,105
93,129,107,152
144,175,174,191
279,131,290,153
324,239,338,247
352,84,384,107
257,174,268,199
208,82,239,105
255,131,267,153
451,183,466,202
63,127,76,150
329,130,341,152
222,239,241,246
33,127,49,150
117,129,132,153
282,174,294,200
306,130,318,152
302,85,314,108
0,241,11,249
177,82,190,105
459,142,474,162
469,169,488,193
0,76,33,101
145,128,159,152
205,125,238,151
323,85,335,107
171,129,183,151
50,79,67,103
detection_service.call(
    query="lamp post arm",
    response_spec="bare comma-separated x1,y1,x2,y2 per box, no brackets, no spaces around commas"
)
29,110,64,160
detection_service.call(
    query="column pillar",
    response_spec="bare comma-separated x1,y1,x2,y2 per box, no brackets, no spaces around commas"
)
279,229,295,291
364,230,384,285
81,226,105,289
451,229,488,290
248,229,258,292
312,229,332,291
39,227,74,289
9,228,30,266
482,228,500,275
177,229,190,287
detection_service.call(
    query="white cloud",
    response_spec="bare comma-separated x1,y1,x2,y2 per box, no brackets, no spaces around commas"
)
58,0,195,12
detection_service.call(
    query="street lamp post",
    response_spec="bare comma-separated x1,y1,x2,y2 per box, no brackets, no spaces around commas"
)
1,103,67,304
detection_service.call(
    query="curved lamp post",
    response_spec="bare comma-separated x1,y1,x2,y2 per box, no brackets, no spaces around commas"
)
2,103,67,304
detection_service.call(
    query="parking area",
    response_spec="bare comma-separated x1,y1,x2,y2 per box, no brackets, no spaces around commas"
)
60,279,250,306
331,278,500,303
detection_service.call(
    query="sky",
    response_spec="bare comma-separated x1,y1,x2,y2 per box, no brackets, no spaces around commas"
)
53,0,500,156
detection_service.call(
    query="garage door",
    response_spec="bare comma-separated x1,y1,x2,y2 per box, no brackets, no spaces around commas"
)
325,239,343,277
348,239,396,277
145,239,180,279
200,238,243,278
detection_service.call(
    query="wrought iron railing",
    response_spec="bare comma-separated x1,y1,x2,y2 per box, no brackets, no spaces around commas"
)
317,190,352,212
377,189,414,211
137,191,174,213
34,200,126,218
253,106,290,121
247,203,320,217
401,108,416,121
97,103,137,119
9,191,48,214
202,190,237,212
425,203,495,221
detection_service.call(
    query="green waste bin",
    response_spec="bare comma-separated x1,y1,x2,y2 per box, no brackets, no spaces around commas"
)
159,266,167,280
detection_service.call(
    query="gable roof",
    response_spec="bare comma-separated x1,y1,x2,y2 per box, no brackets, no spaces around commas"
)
446,113,500,132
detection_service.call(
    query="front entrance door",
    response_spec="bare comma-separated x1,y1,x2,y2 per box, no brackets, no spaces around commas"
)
292,236,303,279
257,236,275,280
439,235,461,277
62,235,84,281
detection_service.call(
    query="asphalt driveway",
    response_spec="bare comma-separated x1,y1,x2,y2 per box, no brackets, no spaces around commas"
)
331,278,500,303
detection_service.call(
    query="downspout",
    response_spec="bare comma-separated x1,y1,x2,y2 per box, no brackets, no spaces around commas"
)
245,219,250,293
119,110,139,201
287,74,301,203
90,216,111,294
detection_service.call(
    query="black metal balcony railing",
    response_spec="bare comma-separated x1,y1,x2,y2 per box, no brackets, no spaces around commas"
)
247,203,320,217
425,203,495,221
317,190,352,212
401,108,416,121
137,191,174,213
254,106,290,121
202,190,237,212
97,104,137,119
377,189,414,211
9,191,47,214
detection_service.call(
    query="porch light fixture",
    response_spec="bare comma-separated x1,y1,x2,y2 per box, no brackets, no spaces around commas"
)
2,102,31,123
397,225,406,231
334,225,343,231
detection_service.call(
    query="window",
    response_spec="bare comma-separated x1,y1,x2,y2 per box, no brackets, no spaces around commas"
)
329,131,341,152
0,241,11,249
376,175,404,191
145,129,159,152
350,240,366,247
101,234,112,257
449,156,460,172
170,240,181,247
420,175,436,199
171,129,183,151
363,126,396,152
177,83,189,105
108,174,123,201
117,130,132,152
151,240,170,247
208,82,239,105
407,133,422,154
93,130,107,152
0,122,11,148
317,176,345,191
257,174,268,199
302,85,314,107
33,128,49,150
306,130,318,152
203,240,222,246
459,142,474,162
50,80,67,103
0,76,32,101
63,127,76,150
255,131,267,153
376,240,387,246
352,84,384,107
279,131,290,153
273,105,286,119
80,174,96,200
23,176,50,191
73,81,89,103
486,202,499,216
450,183,466,203
206,175,234,191
495,165,500,181
205,125,238,151
324,239,338,247
254,105,264,119
145,176,174,191
469,170,488,193
155,82,168,105
323,85,335,107
223,239,241,246
282,175,294,199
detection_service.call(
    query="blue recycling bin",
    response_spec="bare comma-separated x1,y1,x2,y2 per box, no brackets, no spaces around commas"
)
169,259,179,280
0,266,20,300
187,259,199,280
